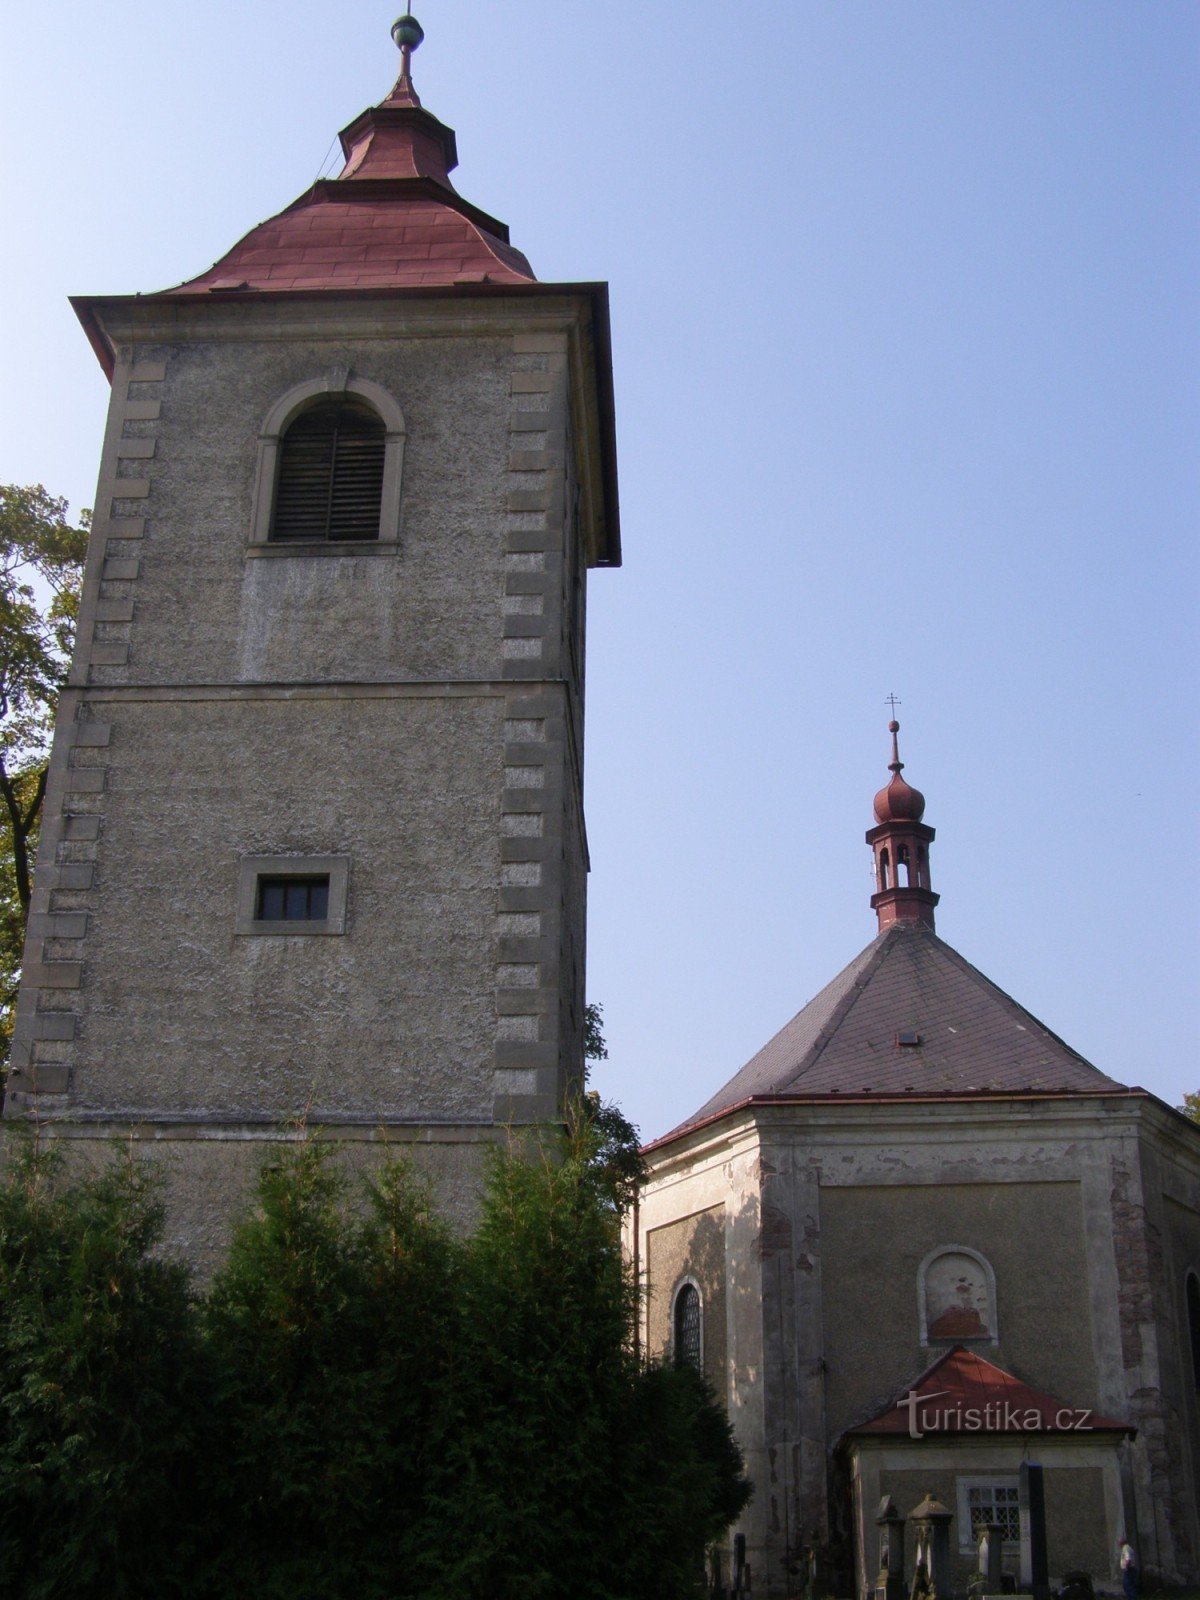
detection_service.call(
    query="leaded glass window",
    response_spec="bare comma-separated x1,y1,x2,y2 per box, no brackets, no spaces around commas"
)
966,1482,1019,1545
674,1283,702,1371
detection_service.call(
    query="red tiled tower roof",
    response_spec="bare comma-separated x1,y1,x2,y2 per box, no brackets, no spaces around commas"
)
160,16,535,296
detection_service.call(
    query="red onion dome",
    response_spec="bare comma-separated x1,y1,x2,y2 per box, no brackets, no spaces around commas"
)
873,772,926,823
872,719,926,822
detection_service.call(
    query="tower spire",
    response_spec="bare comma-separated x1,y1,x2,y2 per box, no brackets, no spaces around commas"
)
156,4,537,300
335,10,460,188
865,712,939,933
387,12,426,109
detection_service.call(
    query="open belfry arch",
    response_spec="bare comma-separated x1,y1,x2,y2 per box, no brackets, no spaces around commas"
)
633,721,1200,1597
5,15,620,1265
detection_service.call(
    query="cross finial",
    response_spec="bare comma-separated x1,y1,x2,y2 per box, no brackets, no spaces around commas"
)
884,696,903,772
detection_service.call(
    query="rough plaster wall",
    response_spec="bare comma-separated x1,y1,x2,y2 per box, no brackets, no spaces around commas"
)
11,319,594,1133
646,1204,728,1387
1109,1134,1194,1580
1044,1466,1111,1578
7,1130,494,1284
95,336,515,688
64,694,503,1118
819,1181,1094,1438
1162,1194,1200,1566
643,1112,1200,1594
878,1466,1109,1592
758,1138,822,1564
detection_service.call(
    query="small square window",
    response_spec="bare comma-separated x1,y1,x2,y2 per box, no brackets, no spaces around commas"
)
257,876,330,923
236,855,349,936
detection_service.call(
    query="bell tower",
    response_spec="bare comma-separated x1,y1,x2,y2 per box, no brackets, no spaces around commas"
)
866,717,939,931
6,18,620,1255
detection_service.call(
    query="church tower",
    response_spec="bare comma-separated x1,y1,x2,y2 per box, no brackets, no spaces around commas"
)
5,17,620,1256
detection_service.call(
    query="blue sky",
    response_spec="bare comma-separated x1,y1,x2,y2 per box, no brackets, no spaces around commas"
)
2,2,1196,1138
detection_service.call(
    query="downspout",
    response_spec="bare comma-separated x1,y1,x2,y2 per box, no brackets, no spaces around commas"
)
632,1187,641,1362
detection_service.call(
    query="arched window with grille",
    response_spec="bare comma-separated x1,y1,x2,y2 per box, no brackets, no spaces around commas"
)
250,376,407,548
673,1280,702,1371
272,398,386,542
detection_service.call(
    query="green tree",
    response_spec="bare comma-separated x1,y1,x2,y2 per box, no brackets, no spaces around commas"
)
1178,1092,1200,1123
455,1117,749,1600
0,1140,205,1600
203,1142,465,1599
579,1000,646,1211
0,1126,749,1599
203,1125,746,1600
0,486,88,1066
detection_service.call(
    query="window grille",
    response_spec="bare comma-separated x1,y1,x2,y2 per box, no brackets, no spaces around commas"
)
256,875,330,923
271,400,386,542
966,1483,1019,1545
674,1283,702,1371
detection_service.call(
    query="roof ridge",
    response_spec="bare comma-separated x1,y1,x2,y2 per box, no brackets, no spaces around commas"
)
785,927,905,1089
929,933,1103,1078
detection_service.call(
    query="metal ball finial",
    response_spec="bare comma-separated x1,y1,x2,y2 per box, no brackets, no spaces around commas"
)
392,13,425,53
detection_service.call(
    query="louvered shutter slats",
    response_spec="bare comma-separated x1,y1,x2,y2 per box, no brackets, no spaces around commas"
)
328,433,386,541
271,403,386,542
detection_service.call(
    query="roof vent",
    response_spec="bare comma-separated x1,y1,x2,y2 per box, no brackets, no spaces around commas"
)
895,1030,922,1048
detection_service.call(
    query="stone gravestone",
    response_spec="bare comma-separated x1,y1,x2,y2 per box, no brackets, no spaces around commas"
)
968,1520,1005,1599
1019,1463,1051,1600
909,1492,953,1600
807,1528,840,1600
731,1531,751,1596
876,1496,907,1600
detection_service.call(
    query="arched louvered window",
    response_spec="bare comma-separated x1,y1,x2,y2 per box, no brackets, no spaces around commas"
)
674,1282,702,1371
271,398,386,542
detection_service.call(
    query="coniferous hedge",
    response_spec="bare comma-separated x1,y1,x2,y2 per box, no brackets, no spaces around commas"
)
0,1124,750,1599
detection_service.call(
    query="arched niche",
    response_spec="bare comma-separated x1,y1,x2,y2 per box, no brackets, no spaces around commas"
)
918,1244,998,1345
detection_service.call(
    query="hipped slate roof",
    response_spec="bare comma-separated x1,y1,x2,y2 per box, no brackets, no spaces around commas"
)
845,1345,1133,1437
658,923,1128,1144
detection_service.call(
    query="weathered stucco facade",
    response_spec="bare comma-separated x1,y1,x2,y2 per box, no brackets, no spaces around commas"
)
634,741,1200,1597
4,49,619,1270
636,1096,1200,1595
